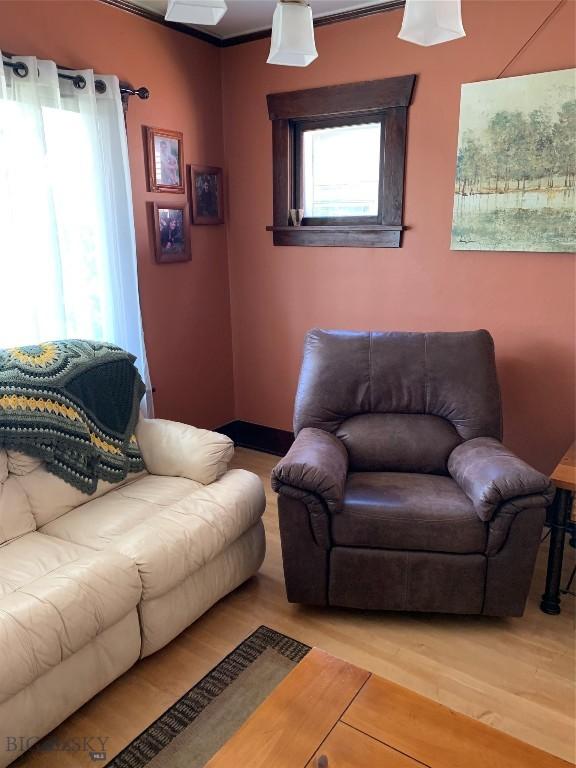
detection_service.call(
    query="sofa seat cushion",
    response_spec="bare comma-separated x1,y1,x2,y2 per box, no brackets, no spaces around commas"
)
0,531,91,597
40,469,266,600
333,472,486,554
0,532,141,704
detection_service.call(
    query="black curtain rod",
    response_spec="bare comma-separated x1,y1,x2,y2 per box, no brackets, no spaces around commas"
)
1,55,149,100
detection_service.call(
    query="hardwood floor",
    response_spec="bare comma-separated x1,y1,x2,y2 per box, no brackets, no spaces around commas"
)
14,448,575,767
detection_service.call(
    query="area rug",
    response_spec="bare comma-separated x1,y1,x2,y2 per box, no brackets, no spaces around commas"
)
107,626,310,768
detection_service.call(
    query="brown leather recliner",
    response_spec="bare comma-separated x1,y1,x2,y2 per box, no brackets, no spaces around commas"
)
271,329,554,617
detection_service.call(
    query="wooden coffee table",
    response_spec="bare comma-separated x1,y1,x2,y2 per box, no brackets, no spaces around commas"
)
205,647,570,768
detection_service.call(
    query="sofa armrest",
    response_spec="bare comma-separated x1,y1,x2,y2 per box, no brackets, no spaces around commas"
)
271,428,349,514
136,418,234,485
448,437,554,522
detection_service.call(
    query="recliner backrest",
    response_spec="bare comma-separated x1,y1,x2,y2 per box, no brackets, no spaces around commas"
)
294,329,502,474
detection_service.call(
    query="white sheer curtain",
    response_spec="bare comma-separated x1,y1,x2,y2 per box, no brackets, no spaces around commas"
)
0,53,152,413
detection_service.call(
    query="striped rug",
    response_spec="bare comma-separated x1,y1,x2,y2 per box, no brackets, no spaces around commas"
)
107,626,310,768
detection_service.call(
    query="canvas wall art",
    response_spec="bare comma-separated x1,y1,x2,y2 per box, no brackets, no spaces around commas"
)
451,68,575,252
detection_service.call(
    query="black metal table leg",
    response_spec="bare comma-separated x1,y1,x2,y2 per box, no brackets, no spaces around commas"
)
540,489,572,614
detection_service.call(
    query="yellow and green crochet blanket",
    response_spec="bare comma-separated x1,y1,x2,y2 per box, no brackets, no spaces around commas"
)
0,340,145,493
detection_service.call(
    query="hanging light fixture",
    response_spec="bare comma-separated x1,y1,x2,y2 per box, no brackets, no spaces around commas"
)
398,0,465,46
165,0,227,25
267,1,318,67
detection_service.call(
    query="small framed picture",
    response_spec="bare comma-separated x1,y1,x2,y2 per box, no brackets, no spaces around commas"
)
188,164,224,225
146,127,184,193
151,202,190,263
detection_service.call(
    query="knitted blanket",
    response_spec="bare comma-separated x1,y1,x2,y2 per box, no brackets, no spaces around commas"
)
0,340,146,493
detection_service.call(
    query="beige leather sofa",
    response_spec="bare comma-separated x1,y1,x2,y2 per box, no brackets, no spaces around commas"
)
0,419,265,767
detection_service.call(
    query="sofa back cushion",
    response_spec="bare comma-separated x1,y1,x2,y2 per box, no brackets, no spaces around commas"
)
7,452,146,528
0,450,36,544
294,329,502,473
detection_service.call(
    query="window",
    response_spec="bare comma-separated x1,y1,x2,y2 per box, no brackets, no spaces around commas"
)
266,75,416,247
302,122,381,219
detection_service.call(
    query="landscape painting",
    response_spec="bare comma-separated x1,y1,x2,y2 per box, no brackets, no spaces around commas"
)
451,69,575,252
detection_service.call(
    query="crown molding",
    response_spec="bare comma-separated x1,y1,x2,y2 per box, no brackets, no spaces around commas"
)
99,0,223,45
98,0,405,48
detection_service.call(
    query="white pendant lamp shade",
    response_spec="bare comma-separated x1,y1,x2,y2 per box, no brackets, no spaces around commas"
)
165,0,227,25
398,0,465,46
267,1,318,67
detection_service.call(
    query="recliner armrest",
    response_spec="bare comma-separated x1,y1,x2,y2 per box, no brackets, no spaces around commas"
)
136,418,234,485
448,437,554,521
271,428,348,514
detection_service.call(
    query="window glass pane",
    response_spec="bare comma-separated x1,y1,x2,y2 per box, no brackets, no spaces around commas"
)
303,122,381,217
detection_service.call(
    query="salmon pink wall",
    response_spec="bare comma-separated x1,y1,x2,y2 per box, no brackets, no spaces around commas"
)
0,0,234,429
221,0,576,472
1,0,574,470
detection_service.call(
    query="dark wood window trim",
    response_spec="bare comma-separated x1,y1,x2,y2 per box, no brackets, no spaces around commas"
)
266,75,416,248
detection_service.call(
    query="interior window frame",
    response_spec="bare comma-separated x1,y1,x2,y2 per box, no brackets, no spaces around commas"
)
266,75,416,248
293,114,385,227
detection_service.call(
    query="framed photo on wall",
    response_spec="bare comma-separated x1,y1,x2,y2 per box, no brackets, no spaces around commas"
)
146,127,185,193
188,164,224,225
151,202,190,263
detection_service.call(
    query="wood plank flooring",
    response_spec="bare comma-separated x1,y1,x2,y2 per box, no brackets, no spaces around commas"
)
13,448,575,767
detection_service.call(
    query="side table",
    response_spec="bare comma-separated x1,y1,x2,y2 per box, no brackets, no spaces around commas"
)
540,443,576,615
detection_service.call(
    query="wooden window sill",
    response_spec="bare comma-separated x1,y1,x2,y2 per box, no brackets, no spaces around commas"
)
266,225,404,248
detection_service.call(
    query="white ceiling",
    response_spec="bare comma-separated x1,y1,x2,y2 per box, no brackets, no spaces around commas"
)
130,0,393,40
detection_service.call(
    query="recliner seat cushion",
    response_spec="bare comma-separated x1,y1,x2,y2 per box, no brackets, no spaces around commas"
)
39,469,265,600
333,472,487,554
336,413,462,474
